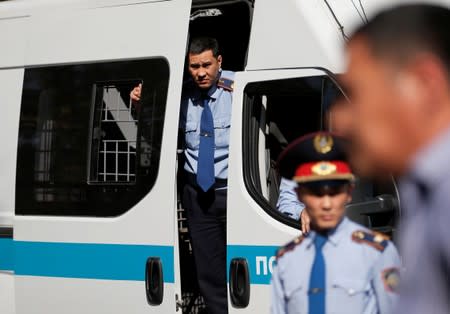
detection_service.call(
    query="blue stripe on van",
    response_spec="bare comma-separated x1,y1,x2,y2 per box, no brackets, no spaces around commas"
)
0,238,14,271
3,242,279,284
227,245,280,285
0,240,174,282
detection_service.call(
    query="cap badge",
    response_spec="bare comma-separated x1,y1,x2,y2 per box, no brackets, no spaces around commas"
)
314,134,333,154
311,162,337,176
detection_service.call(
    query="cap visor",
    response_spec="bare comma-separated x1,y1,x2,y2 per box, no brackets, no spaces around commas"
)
293,173,355,183
299,179,352,189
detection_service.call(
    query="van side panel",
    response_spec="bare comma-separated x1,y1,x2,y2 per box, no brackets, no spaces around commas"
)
0,17,26,314
246,0,344,72
25,2,187,66
0,17,27,68
5,0,190,313
0,68,24,314
0,68,23,227
0,234,14,314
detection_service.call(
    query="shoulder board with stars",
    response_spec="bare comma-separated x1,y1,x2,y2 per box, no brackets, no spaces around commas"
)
276,235,305,259
217,76,234,91
351,230,390,252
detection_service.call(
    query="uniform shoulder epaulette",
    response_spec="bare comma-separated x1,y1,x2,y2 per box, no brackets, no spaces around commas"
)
352,230,390,252
217,76,234,91
276,235,305,259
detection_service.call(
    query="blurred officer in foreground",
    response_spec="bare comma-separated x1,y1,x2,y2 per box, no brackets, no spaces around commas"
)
271,132,401,314
338,4,450,313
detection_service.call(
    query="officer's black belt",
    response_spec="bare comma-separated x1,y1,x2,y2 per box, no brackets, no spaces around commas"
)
184,171,228,190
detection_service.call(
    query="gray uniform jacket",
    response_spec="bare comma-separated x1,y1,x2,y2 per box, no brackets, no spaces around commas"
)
271,217,401,314
397,127,450,314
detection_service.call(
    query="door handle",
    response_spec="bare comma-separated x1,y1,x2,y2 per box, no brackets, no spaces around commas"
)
145,257,164,305
229,258,250,308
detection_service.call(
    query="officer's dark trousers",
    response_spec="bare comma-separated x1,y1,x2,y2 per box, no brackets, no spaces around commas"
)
182,175,228,314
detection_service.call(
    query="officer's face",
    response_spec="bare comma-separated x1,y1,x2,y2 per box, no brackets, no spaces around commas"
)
297,184,352,231
338,36,424,177
188,50,222,90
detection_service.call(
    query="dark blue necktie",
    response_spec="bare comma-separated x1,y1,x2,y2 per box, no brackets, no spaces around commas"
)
308,234,327,314
196,97,215,192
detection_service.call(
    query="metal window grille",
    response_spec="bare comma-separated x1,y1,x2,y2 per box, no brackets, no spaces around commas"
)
89,83,139,184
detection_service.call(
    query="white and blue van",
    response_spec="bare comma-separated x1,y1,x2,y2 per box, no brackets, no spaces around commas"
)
0,0,404,313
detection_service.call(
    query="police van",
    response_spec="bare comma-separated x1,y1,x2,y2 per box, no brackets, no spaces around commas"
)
0,0,401,313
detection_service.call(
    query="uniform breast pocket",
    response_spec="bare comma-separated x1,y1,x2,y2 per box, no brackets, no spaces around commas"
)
185,121,199,150
285,282,308,314
329,278,372,313
213,118,231,149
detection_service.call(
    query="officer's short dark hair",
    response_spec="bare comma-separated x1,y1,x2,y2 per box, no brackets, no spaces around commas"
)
188,37,220,58
351,4,450,77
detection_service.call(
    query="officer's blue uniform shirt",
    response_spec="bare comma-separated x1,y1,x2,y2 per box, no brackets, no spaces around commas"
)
179,68,304,215
180,70,234,180
277,178,305,220
271,217,401,314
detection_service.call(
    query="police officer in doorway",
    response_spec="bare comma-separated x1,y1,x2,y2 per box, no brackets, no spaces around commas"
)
178,37,232,314
271,132,401,314
131,37,232,313
132,37,303,313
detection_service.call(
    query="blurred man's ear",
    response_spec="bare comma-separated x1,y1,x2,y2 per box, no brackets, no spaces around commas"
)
396,72,423,106
418,54,450,110
398,53,450,115
217,55,223,66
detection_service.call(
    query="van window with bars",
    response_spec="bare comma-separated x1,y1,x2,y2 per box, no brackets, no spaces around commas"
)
89,81,139,184
16,59,169,216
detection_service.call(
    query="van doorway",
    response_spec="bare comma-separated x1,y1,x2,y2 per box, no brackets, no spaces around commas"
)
177,1,253,312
